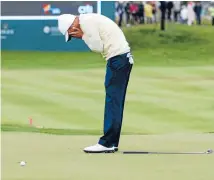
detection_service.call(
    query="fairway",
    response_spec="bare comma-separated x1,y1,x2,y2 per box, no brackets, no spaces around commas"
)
2,66,214,134
2,133,214,180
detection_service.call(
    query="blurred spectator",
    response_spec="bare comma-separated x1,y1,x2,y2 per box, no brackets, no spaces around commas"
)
160,1,167,30
194,1,202,25
115,1,214,27
130,2,139,25
138,2,145,24
180,4,188,24
151,1,157,23
209,3,214,26
167,1,174,21
125,2,131,26
173,1,181,22
144,2,153,24
187,2,195,26
116,1,124,27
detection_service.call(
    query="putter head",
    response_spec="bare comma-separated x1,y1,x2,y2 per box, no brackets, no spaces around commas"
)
207,149,213,154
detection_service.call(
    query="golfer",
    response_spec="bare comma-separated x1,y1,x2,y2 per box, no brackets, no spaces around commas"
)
58,13,133,153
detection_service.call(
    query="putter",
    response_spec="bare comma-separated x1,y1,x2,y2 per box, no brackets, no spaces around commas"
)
122,149,213,155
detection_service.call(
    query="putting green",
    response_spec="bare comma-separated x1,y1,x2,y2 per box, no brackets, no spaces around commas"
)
2,132,214,180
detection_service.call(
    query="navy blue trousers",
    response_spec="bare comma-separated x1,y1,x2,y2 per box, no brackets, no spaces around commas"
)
98,52,133,147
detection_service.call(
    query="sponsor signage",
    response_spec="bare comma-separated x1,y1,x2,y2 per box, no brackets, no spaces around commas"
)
1,1,97,16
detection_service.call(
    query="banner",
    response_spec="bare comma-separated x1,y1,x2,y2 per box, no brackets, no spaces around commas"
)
1,1,115,51
1,1,98,17
1,20,89,51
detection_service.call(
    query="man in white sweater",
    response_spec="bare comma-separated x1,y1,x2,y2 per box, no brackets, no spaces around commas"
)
58,13,133,153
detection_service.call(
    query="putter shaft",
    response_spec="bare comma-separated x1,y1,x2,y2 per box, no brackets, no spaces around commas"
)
123,149,213,154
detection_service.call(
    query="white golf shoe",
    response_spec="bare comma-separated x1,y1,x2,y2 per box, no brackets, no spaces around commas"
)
83,144,115,153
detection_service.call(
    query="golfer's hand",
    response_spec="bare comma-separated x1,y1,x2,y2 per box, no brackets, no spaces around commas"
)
69,27,83,39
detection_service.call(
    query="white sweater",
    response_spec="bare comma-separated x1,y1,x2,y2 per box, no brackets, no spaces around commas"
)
79,13,130,60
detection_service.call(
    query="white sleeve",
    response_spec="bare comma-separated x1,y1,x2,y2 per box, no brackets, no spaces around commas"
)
81,22,104,53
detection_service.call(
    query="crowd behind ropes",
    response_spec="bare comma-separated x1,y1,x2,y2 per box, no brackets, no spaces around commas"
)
115,1,214,27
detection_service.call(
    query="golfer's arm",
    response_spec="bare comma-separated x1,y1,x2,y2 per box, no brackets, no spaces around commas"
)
82,30,104,53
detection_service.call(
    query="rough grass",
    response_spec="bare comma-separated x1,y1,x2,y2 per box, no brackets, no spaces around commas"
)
2,25,214,70
123,24,214,49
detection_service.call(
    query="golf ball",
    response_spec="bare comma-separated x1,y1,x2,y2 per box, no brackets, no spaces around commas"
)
20,161,26,166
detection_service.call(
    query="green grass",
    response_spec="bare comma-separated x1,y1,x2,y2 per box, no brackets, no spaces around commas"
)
2,66,214,134
2,25,214,70
1,123,146,135
1,24,214,180
2,133,214,180
123,24,214,49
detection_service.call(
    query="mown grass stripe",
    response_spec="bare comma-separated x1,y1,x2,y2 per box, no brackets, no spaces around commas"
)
2,66,214,134
2,87,103,128
128,94,214,122
125,99,214,132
